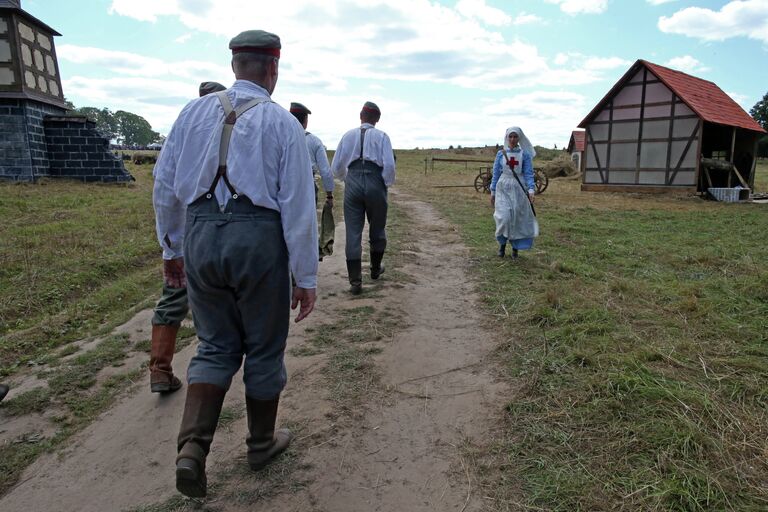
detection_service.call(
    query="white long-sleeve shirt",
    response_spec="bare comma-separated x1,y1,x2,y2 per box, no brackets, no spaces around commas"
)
152,80,318,288
305,131,334,192
331,123,396,186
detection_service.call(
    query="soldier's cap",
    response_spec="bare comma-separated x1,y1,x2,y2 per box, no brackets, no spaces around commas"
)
290,102,311,115
199,81,226,97
361,101,380,115
229,30,281,58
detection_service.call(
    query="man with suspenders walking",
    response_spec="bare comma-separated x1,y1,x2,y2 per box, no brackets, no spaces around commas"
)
152,29,317,498
331,102,396,294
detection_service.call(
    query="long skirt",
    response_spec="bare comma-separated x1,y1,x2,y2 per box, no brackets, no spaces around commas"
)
493,170,539,249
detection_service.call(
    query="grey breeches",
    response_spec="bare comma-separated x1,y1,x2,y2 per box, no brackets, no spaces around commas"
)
343,165,388,260
183,196,290,400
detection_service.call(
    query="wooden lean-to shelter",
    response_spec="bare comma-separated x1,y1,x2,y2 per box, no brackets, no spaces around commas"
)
579,59,765,193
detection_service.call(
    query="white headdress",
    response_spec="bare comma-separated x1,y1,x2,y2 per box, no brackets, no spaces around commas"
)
504,126,536,159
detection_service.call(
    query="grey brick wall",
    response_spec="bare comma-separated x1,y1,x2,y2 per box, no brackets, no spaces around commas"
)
0,99,36,181
0,99,134,183
44,115,134,182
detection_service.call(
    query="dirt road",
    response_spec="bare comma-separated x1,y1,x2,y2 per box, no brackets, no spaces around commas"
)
0,192,505,512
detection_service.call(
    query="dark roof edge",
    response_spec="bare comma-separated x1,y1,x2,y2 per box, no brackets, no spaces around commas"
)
0,6,62,36
577,59,644,128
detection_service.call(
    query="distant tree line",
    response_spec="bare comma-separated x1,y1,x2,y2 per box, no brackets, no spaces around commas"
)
64,99,161,147
751,91,768,158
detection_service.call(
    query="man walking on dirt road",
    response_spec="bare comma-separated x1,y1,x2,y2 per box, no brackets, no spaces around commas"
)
331,101,396,294
152,29,318,498
147,81,227,396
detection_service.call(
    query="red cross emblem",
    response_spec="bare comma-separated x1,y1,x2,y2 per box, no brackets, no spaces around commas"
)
507,156,519,169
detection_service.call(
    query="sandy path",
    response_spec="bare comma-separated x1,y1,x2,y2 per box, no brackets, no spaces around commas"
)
0,192,504,512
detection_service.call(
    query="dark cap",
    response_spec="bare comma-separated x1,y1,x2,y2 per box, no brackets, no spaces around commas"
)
289,102,311,115
198,81,226,97
361,101,380,115
229,30,281,58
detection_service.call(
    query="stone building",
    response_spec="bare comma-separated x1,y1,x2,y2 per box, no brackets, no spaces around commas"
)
0,0,132,182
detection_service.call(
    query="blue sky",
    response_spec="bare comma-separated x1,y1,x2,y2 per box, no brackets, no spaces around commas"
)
24,0,768,149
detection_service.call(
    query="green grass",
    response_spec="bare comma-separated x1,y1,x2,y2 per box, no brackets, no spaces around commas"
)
397,150,768,510
0,164,161,376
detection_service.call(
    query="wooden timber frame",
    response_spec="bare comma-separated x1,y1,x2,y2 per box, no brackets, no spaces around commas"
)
580,63,700,193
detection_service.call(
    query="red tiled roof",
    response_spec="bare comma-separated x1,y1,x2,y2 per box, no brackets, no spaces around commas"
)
568,130,585,152
579,59,765,133
643,60,764,133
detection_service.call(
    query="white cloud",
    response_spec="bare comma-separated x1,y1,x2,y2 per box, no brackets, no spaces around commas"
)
664,55,709,74
646,0,675,5
514,12,543,25
583,56,632,70
554,52,570,65
726,91,751,112
544,0,609,15
174,33,192,43
658,0,768,43
456,0,511,26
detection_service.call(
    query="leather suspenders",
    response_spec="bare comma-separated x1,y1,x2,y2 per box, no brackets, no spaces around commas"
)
203,91,271,200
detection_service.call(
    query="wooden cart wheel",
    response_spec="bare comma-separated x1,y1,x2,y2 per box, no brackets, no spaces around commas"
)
474,172,487,193
534,170,549,195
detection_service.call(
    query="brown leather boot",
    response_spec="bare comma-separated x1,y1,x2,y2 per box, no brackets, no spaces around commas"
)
149,324,182,393
246,395,293,471
176,383,227,498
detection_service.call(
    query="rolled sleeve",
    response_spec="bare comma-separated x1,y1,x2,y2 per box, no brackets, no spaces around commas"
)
315,143,335,192
278,121,319,289
331,136,349,182
381,134,396,187
152,126,186,260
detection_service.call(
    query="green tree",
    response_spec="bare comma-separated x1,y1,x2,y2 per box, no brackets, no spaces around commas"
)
752,92,768,158
113,110,160,146
76,107,118,141
750,91,768,131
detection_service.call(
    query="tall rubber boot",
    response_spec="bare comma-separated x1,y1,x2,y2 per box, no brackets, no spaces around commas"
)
245,395,294,471
497,243,506,258
370,251,385,280
346,259,362,295
149,324,182,393
0,383,8,402
175,383,227,498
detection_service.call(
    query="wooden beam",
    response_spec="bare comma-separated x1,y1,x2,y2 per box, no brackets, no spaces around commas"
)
586,126,605,183
669,121,700,184
665,94,676,185
591,114,697,125
581,183,697,194
694,119,704,192
730,127,737,163
606,99,613,183
635,68,648,184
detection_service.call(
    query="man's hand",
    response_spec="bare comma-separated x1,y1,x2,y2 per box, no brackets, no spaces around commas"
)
490,194,495,207
163,257,186,288
291,287,317,323
325,194,333,208
529,191,536,204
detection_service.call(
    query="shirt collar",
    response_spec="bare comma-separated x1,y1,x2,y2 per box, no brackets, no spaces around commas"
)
231,79,270,97
360,122,375,128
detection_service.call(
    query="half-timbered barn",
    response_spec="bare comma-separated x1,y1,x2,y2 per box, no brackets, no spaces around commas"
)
579,59,765,193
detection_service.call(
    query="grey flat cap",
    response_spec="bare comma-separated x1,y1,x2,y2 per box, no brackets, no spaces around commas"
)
290,102,311,115
199,81,226,97
361,101,380,114
229,30,281,57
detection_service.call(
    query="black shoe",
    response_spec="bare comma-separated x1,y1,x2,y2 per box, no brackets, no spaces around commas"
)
0,383,9,402
370,251,385,280
176,456,207,498
497,244,505,258
346,259,362,295
512,248,519,259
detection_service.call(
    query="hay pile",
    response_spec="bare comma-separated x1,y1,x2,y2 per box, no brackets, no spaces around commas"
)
537,155,579,179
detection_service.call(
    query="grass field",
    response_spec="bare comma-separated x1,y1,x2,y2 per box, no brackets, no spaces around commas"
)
1,154,767,509
398,152,768,510
0,163,160,376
